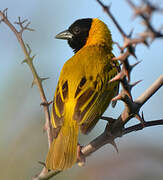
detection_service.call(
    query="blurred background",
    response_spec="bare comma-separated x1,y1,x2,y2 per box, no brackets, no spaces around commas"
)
0,0,163,179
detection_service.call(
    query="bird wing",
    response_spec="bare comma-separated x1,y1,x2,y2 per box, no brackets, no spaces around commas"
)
73,66,119,134
51,47,119,136
50,80,68,138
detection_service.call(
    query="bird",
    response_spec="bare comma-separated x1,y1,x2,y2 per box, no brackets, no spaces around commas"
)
46,18,119,171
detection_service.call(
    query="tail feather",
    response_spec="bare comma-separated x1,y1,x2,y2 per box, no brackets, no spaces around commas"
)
46,120,79,170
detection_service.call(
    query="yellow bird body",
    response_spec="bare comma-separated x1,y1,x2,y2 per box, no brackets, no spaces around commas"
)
46,18,119,170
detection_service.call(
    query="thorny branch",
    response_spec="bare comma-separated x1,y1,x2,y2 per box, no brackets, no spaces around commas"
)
127,0,163,39
0,8,53,178
32,74,163,179
0,0,163,179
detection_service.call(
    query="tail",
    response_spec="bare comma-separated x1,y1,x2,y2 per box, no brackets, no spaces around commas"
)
46,119,79,170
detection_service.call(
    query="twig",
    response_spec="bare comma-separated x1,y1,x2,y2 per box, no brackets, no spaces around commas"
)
0,9,53,179
123,119,163,134
82,119,163,157
32,168,60,180
135,74,163,107
96,0,127,38
96,0,148,66
126,0,163,39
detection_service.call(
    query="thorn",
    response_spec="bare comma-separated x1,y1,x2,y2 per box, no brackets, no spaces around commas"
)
21,55,35,64
3,8,8,18
135,113,145,127
103,3,112,13
40,100,53,107
26,27,35,32
123,61,131,82
130,80,142,90
40,77,50,83
142,111,145,119
112,50,130,62
109,71,125,83
128,45,137,59
112,93,123,102
101,116,116,124
31,78,36,88
141,111,146,124
26,43,32,55
131,51,137,59
31,54,36,61
128,28,134,38
14,18,28,25
110,140,119,153
21,59,27,64
129,61,141,72
143,39,149,47
24,21,30,28
21,19,28,24
24,21,35,32
38,161,46,167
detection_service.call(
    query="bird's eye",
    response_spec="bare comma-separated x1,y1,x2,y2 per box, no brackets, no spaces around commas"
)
73,26,80,34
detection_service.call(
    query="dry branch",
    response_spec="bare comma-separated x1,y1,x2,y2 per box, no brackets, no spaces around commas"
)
32,75,163,180
0,8,52,179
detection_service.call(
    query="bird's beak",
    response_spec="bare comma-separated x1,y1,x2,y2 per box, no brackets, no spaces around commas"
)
55,30,73,40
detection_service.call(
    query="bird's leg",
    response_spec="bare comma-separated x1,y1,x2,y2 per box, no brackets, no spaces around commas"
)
77,143,86,167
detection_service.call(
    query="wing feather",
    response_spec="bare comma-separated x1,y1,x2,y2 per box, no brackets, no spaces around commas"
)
73,65,119,134
51,46,119,136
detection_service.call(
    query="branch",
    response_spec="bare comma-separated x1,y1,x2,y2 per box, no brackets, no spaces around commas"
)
96,0,148,61
126,0,163,39
32,75,163,180
81,119,163,157
32,168,60,180
82,75,163,157
32,118,163,180
33,116,163,180
96,0,127,38
0,8,53,178
123,119,163,134
135,74,163,106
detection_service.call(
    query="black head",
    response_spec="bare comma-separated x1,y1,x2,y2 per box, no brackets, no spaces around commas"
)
55,18,92,53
